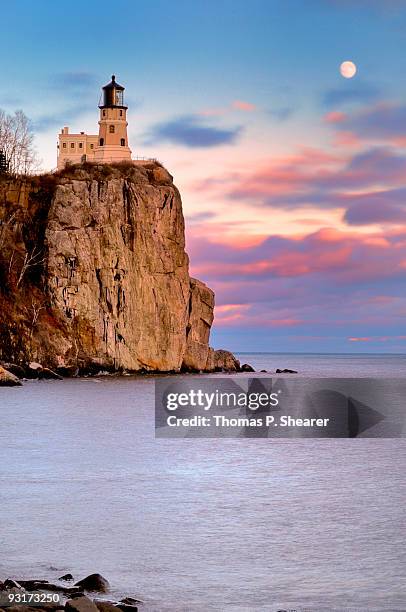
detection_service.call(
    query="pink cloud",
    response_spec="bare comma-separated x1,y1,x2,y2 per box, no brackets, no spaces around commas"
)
324,111,347,124
348,335,406,342
333,131,362,148
232,100,256,112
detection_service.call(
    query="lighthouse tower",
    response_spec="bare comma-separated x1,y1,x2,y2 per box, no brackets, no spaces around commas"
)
94,75,132,163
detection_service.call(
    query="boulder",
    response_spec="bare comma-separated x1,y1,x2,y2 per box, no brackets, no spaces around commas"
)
58,573,74,581
94,603,119,612
260,370,267,373
0,366,22,387
3,580,23,590
25,362,43,379
213,350,240,372
55,366,79,377
15,580,49,590
65,597,99,612
240,363,255,372
1,363,25,378
116,606,138,612
276,368,298,374
38,368,63,380
74,575,109,593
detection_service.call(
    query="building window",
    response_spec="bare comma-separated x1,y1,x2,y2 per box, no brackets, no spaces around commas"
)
120,138,125,146
100,138,104,146
70,143,75,148
90,144,94,149
120,110,123,117
62,142,67,149
103,110,106,117
79,142,83,148
109,125,115,133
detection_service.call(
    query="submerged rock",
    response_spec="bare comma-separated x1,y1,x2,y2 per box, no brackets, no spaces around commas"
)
58,574,74,581
276,368,298,374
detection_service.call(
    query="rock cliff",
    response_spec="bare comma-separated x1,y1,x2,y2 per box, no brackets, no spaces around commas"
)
0,162,237,374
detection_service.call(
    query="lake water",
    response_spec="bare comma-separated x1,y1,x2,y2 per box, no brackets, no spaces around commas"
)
1,354,405,611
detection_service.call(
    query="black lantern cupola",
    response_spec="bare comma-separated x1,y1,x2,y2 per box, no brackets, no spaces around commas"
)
99,75,126,109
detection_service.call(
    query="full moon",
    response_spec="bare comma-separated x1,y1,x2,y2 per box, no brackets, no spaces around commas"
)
340,61,357,79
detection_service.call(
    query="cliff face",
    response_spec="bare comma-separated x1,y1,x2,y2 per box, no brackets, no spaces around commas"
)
0,162,223,373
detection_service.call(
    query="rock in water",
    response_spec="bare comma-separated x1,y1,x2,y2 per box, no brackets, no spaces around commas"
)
38,368,63,380
58,573,74,581
1,363,25,378
25,362,43,379
213,350,241,372
74,574,109,593
276,368,298,374
0,164,239,373
240,363,255,372
3,579,24,590
65,597,99,612
0,366,22,387
94,603,120,612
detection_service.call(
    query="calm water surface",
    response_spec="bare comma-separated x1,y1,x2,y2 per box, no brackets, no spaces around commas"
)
0,354,405,611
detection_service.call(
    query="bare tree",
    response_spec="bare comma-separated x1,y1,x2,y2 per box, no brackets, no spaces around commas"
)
16,247,45,288
0,210,17,249
0,109,40,175
26,298,46,338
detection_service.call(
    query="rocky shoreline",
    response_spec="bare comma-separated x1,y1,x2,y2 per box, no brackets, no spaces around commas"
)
0,359,300,387
0,354,254,386
0,574,141,612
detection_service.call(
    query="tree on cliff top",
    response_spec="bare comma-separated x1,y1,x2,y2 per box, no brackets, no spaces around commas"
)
0,109,40,175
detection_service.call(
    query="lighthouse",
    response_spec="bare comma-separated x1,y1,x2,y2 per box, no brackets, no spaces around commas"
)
94,75,132,162
57,75,133,169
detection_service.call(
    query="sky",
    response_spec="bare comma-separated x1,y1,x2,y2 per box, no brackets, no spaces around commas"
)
1,0,406,352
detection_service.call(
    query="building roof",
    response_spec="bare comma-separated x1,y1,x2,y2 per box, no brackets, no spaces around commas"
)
102,75,125,91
